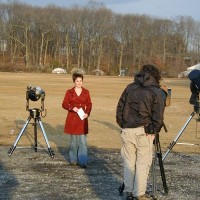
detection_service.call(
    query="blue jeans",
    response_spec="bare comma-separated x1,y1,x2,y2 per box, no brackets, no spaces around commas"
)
69,134,88,165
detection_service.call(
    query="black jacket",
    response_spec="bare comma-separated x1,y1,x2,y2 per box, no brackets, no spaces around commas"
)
116,72,165,133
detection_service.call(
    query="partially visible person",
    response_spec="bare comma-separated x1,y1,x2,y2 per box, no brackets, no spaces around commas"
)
62,72,92,168
116,64,165,200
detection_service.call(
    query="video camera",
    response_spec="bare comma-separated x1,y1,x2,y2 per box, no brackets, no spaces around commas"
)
188,69,200,113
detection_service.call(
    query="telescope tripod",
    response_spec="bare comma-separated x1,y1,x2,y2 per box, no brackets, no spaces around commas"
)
8,108,54,158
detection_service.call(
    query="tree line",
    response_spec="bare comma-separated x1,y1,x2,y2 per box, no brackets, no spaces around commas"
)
0,1,199,76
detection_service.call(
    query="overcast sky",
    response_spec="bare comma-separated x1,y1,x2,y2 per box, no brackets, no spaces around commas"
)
3,0,200,21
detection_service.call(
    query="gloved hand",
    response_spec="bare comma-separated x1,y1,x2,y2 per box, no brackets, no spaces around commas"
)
144,123,156,134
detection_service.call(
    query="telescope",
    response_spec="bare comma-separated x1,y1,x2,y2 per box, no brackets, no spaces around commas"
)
26,85,46,117
27,86,45,102
8,85,54,158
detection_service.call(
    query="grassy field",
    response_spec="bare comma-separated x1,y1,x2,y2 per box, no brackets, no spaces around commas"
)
0,72,199,155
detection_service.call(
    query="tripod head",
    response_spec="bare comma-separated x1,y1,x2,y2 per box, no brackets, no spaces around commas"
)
26,85,46,117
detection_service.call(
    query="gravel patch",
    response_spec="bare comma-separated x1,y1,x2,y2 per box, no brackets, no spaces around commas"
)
0,146,199,200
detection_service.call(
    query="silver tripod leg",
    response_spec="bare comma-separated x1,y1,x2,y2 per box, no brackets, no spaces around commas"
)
162,112,195,161
37,118,54,158
8,116,32,156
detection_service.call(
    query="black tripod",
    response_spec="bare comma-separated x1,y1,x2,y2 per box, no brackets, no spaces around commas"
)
8,108,54,158
151,134,168,200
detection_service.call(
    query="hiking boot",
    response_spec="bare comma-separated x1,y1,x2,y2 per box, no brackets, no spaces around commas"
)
126,192,134,200
133,194,153,200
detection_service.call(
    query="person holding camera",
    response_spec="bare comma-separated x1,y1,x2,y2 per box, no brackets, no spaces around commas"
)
62,72,92,168
116,64,165,200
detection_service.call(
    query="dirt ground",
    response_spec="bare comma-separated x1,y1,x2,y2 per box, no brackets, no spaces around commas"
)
0,72,200,200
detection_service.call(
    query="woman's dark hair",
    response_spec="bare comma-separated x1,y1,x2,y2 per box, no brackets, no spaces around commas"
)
141,64,161,84
72,72,84,82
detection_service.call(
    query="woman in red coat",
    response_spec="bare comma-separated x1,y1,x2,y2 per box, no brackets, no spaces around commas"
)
62,72,92,168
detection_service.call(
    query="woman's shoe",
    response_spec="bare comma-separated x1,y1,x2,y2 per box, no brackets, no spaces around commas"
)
133,194,153,200
80,163,87,168
69,162,78,166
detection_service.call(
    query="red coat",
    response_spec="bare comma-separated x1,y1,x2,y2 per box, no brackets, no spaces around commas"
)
62,87,92,134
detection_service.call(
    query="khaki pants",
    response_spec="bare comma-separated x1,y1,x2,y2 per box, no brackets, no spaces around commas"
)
121,127,154,197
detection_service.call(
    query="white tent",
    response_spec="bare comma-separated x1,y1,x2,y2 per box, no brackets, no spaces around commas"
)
178,71,190,78
52,68,66,74
187,63,200,71
178,63,200,78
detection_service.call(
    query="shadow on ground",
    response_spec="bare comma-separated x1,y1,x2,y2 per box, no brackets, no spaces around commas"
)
1,146,123,200
0,161,19,199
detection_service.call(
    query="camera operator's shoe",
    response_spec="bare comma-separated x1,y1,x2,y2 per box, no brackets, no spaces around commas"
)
133,194,153,200
126,192,134,200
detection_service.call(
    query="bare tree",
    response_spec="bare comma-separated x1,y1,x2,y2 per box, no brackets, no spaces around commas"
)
0,1,200,76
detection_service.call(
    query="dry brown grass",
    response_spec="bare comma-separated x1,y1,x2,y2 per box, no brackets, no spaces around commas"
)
0,72,199,155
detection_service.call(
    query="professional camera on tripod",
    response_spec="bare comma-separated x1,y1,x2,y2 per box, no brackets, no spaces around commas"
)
163,69,200,161
189,71,200,113
8,85,54,158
